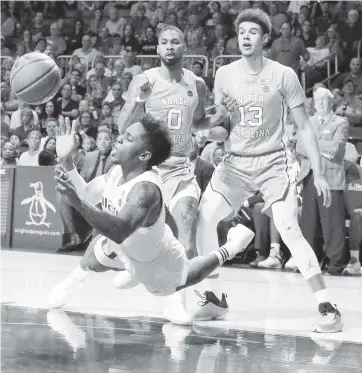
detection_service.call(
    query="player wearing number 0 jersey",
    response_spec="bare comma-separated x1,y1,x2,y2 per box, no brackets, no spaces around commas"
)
194,9,343,333
117,26,228,326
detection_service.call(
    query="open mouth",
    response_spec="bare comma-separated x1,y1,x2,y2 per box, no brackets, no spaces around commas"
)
243,43,252,49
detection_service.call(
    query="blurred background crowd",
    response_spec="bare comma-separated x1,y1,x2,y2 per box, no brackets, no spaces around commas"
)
1,1,362,275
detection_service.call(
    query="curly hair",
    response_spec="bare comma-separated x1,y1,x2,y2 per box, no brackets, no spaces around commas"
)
140,113,172,168
235,9,272,35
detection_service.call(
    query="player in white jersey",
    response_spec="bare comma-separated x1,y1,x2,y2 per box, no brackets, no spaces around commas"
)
48,115,254,308
193,9,343,333
116,26,228,325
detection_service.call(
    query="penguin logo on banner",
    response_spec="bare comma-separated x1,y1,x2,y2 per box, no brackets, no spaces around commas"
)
21,182,56,227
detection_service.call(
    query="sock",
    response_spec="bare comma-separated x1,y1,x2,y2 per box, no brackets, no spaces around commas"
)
213,247,230,265
270,244,280,256
70,265,91,281
350,250,360,262
168,288,186,305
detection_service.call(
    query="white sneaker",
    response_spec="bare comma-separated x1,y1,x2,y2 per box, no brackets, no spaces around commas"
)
313,303,343,333
342,258,361,276
225,224,255,259
193,290,229,321
284,257,298,271
48,276,84,309
163,291,192,326
258,253,282,269
113,270,140,289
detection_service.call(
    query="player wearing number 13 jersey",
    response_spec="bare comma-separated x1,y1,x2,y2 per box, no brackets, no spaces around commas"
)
194,9,343,333
117,26,228,326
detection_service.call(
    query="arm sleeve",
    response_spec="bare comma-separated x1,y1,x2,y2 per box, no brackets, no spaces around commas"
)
67,168,106,205
281,67,306,109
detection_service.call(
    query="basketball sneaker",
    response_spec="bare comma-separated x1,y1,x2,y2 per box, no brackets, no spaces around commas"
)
313,302,343,333
48,268,89,309
193,291,229,321
113,270,140,289
342,257,361,276
249,253,267,268
163,290,193,326
258,252,282,269
284,257,298,271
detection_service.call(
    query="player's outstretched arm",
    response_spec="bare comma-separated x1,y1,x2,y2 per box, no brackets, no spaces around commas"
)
291,104,331,207
56,178,162,245
117,74,150,134
56,117,109,205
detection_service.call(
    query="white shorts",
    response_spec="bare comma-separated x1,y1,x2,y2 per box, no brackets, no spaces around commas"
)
157,156,201,210
93,226,190,296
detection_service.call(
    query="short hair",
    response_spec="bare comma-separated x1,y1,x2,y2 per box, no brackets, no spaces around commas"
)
343,78,356,87
27,129,41,139
140,113,172,167
97,128,112,139
158,25,185,44
38,150,57,166
45,118,58,127
313,87,333,100
102,101,113,109
235,9,272,35
193,60,204,69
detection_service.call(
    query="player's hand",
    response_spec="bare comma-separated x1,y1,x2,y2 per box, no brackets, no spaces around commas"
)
56,116,79,162
135,80,152,102
222,94,238,112
55,165,81,208
194,130,210,148
314,174,332,207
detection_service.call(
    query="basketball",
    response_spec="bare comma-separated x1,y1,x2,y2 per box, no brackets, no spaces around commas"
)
10,52,61,105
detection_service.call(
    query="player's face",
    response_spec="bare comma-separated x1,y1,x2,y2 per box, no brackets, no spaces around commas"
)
111,122,151,166
238,22,266,57
157,30,185,66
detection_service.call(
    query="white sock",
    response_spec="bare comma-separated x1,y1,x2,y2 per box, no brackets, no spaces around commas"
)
213,247,230,265
350,250,360,262
70,265,90,281
270,244,280,256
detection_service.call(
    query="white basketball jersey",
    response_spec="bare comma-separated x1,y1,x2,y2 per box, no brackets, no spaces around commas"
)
101,166,187,295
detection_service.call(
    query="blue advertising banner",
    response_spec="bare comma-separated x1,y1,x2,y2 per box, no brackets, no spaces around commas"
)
0,167,15,248
11,166,63,250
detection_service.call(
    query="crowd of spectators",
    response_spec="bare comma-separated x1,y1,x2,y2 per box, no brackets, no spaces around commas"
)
1,1,362,275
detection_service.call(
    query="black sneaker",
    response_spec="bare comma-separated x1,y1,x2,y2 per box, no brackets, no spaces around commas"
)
193,290,229,321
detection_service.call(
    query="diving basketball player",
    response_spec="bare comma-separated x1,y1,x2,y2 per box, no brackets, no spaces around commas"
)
48,116,254,308
194,9,343,333
116,26,228,325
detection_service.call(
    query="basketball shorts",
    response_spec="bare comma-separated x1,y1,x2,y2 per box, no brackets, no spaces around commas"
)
157,155,200,210
210,150,295,213
93,226,190,296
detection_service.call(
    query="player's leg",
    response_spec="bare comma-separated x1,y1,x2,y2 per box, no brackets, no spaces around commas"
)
194,157,254,320
163,180,200,325
48,235,125,308
271,190,343,332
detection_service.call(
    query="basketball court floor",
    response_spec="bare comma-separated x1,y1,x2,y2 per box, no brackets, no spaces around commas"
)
1,250,362,372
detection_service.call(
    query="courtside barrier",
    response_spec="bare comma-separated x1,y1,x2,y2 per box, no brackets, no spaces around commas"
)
0,167,15,248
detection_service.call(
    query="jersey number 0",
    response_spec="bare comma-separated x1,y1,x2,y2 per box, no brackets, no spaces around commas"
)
167,109,182,130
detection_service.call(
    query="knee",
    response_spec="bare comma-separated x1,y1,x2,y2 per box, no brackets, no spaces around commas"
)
172,197,198,230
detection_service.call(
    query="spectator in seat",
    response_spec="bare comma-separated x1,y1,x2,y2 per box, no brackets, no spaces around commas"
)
339,9,362,58
56,83,79,120
18,130,42,166
123,50,142,77
192,60,204,78
40,118,59,150
82,135,96,153
34,37,47,53
225,27,240,55
43,137,57,157
176,7,188,31
99,101,113,127
10,103,39,131
1,142,17,167
121,24,140,54
186,33,207,56
105,6,127,36
268,2,288,39
332,58,362,98
73,34,101,69
343,158,362,275
10,107,38,140
22,30,34,53
46,22,67,57
31,12,47,36
297,87,349,275
334,78,362,127
131,3,151,39
146,1,165,28
327,25,344,67
57,128,113,252
38,149,57,166
184,14,205,46
119,72,133,101
38,100,60,129
87,9,104,35
15,42,26,58
68,69,86,101
67,19,85,54
271,21,309,73
140,26,158,56
314,1,334,34
1,8,15,38
111,59,126,80
79,110,94,134
299,20,316,48
108,34,123,56
187,2,210,23
94,63,112,93
86,54,112,79
97,27,112,55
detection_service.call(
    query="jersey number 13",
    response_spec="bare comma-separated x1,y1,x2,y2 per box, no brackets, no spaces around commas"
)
238,106,263,127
